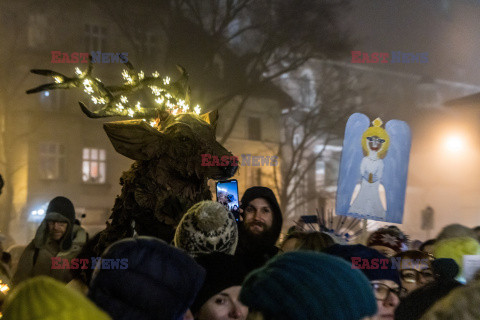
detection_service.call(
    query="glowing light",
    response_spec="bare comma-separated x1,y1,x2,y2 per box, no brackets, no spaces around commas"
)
155,97,165,104
0,281,10,294
120,96,128,103
152,71,160,78
75,67,82,75
444,134,466,152
127,108,134,117
194,105,201,115
116,103,125,111
163,76,170,85
149,120,157,127
136,101,142,111
38,209,45,215
138,71,144,80
54,76,63,83
122,70,133,84
150,86,162,96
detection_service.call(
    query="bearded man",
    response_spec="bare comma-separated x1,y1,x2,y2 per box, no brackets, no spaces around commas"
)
235,186,283,272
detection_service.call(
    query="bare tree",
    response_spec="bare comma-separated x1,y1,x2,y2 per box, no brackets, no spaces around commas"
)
96,0,354,143
267,61,373,217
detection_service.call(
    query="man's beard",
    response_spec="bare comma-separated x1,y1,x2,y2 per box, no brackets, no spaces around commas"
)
241,221,278,251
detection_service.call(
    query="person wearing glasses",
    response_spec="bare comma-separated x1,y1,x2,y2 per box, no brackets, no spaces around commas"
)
394,250,435,294
325,244,405,320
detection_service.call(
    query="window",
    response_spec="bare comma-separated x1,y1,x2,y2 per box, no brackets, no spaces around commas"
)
248,117,261,140
28,14,47,48
39,142,65,180
82,148,106,184
84,24,107,52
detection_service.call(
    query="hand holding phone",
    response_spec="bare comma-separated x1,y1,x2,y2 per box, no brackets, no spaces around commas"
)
216,179,240,223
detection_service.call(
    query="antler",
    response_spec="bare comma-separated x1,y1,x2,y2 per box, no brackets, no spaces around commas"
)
26,56,201,123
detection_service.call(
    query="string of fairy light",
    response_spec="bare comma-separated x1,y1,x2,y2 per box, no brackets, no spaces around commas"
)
52,66,201,127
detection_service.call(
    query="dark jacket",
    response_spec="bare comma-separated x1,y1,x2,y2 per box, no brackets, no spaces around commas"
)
235,186,283,272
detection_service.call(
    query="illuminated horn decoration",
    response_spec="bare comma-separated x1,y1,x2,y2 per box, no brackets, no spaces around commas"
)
26,56,202,125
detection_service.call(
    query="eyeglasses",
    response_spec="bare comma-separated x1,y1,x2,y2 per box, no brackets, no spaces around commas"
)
400,269,435,283
366,137,385,143
371,282,407,301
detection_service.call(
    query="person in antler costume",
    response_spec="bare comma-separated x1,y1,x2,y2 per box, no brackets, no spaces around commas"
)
27,60,237,255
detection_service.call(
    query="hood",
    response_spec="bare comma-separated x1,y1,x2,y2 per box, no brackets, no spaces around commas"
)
34,212,74,251
239,186,283,244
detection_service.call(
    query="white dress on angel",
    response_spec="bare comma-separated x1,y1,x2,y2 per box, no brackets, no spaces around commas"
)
348,151,387,221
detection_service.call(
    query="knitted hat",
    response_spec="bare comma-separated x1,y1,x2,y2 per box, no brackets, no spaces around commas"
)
325,244,401,285
367,226,407,253
433,236,480,278
190,252,249,314
240,251,377,320
174,201,238,257
3,276,110,320
88,236,206,320
240,186,283,242
34,196,76,250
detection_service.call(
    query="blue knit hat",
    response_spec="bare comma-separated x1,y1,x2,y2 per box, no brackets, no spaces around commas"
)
325,244,401,285
239,251,377,320
88,236,206,320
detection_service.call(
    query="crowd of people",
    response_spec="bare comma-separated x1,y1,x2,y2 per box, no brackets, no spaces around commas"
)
0,187,479,319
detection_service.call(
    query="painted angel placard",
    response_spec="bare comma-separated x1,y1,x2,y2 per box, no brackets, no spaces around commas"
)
335,113,411,223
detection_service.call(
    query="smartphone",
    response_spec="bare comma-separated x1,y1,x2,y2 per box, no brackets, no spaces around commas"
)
216,179,240,223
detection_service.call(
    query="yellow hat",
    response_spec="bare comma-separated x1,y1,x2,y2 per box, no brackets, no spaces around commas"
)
3,276,111,320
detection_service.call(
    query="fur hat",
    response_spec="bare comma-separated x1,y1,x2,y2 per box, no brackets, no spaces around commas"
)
174,201,238,257
240,251,377,320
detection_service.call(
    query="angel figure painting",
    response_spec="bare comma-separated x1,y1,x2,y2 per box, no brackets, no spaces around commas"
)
336,113,411,223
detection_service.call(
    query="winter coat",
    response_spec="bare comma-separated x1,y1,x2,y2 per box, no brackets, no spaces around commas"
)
13,224,87,285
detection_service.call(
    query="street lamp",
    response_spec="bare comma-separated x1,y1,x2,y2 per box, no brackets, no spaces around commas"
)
444,134,466,153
